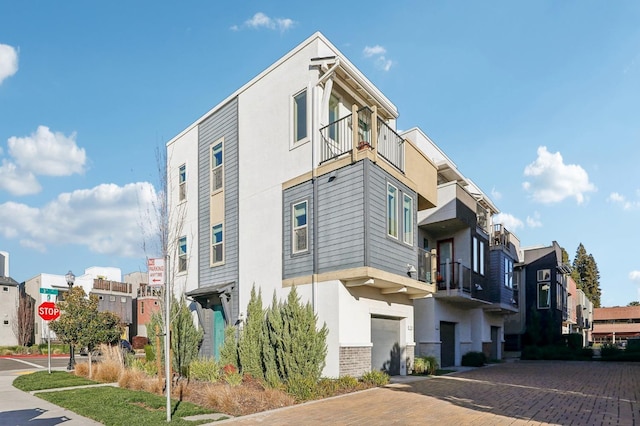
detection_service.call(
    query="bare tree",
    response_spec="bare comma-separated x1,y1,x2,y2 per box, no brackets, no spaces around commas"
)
12,286,34,347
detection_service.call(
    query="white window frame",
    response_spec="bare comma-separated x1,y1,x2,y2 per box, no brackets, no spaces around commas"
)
292,88,309,146
178,163,186,202
210,139,223,193
473,236,485,275
387,183,398,239
292,200,308,254
211,223,224,265
178,235,187,273
504,258,513,288
403,193,413,245
538,282,551,309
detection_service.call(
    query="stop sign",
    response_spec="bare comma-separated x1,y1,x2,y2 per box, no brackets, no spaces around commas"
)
38,301,61,321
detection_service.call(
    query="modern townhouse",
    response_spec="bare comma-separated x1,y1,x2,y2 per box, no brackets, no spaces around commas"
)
504,242,577,350
404,129,520,367
167,32,442,377
575,287,593,345
0,251,21,347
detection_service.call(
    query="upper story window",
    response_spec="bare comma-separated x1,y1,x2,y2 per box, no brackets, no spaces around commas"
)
212,223,224,265
293,89,308,143
292,201,308,254
387,183,398,239
178,236,187,272
403,194,413,245
538,282,551,309
473,236,485,275
504,258,513,288
179,164,186,201
211,140,223,192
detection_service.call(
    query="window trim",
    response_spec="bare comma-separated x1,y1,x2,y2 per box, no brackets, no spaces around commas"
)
291,88,309,147
402,193,413,246
211,222,224,266
292,200,309,254
504,258,513,288
472,236,485,276
538,282,551,309
387,183,399,239
178,235,187,273
210,139,224,194
178,163,186,202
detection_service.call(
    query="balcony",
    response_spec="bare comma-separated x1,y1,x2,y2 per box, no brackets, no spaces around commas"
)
320,106,404,172
92,278,132,294
433,260,491,308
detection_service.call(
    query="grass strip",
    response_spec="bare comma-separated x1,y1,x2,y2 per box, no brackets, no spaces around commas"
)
13,371,97,391
36,386,219,425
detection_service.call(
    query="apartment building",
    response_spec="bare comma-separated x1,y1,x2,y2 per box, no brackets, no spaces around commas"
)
405,129,520,367
592,306,640,345
167,32,440,377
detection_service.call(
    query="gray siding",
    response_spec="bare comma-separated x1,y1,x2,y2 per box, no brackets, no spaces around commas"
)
489,249,515,305
198,97,239,322
367,160,417,276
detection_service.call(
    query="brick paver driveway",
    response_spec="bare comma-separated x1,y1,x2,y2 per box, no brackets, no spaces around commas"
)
217,361,640,425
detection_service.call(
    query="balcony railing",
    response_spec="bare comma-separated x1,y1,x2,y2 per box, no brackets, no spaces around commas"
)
417,248,433,284
93,279,132,294
319,107,404,172
436,261,472,294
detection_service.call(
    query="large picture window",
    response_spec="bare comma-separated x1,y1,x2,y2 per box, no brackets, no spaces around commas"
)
387,183,398,238
211,141,223,192
538,282,551,309
292,201,308,253
212,223,223,265
293,90,307,143
403,194,413,245
178,236,187,272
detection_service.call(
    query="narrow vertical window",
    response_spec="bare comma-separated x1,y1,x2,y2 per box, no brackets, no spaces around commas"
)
294,90,307,143
387,184,398,238
212,223,223,264
479,239,485,275
328,94,339,141
179,164,186,201
473,236,479,273
538,283,551,309
403,194,413,245
292,201,308,253
178,236,187,272
211,142,223,192
504,258,513,288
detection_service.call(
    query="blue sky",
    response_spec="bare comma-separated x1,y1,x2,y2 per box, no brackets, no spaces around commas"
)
1,1,638,306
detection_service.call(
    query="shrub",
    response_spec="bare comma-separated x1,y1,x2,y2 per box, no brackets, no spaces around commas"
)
224,371,243,387
285,374,318,401
361,370,390,386
144,344,155,362
413,356,438,375
600,343,621,358
461,351,487,367
564,333,583,351
189,358,221,382
336,375,359,390
238,286,265,381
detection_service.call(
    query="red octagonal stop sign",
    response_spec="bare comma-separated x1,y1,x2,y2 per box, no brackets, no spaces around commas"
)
38,301,61,321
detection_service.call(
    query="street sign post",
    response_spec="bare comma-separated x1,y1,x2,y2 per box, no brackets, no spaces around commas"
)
148,258,165,286
37,301,60,374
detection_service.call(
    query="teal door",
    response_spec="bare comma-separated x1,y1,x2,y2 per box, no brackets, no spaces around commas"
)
212,305,225,360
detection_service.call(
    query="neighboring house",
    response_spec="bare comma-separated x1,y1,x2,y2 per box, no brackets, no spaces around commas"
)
592,306,640,345
563,275,578,335
90,278,135,339
135,283,162,338
0,276,20,347
407,128,520,367
504,242,574,350
576,288,593,345
167,32,440,377
24,267,124,344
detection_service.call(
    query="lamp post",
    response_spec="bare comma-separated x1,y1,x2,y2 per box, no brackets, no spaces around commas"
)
65,270,75,370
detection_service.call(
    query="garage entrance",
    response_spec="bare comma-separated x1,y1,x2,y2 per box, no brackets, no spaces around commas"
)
371,316,401,375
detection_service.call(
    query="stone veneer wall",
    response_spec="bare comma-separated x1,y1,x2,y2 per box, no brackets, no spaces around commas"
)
406,344,415,374
339,346,371,377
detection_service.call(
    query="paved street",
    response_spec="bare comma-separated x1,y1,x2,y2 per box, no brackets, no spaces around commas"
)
0,356,69,372
215,361,640,426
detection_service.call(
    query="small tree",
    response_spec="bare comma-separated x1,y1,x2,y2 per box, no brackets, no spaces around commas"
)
219,325,239,368
79,309,123,378
238,285,265,380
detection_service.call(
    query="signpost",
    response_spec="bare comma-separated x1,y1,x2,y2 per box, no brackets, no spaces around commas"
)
147,258,165,286
38,301,60,373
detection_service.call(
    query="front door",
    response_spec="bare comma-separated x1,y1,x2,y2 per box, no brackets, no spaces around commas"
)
437,239,454,286
212,304,225,360
490,326,500,361
440,321,456,367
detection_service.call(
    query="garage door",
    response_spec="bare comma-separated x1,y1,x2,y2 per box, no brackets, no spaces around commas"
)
371,316,401,375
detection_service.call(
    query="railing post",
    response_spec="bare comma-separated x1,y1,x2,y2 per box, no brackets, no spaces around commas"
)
351,104,358,163
458,260,463,293
445,258,451,292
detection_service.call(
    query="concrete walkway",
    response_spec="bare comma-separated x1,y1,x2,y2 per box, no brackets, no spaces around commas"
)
0,369,102,426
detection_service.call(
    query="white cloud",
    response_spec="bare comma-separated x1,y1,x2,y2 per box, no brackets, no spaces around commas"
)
630,271,640,284
240,12,295,32
490,187,502,201
493,212,523,231
522,146,596,204
608,191,640,210
0,182,158,258
0,160,41,195
8,125,86,176
363,45,394,72
526,211,543,228
0,43,18,84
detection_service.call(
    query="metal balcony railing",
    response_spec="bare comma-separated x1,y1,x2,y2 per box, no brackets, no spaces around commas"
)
436,261,472,294
377,117,405,172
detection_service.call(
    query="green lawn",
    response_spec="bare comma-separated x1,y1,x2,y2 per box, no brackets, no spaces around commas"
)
37,387,219,426
13,371,97,391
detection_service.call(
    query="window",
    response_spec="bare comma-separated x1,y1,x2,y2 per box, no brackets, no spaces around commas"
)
403,194,413,245
2,320,8,326
178,236,187,272
504,258,513,288
109,295,116,302
538,283,551,309
212,223,224,264
473,236,485,275
328,94,339,140
556,283,563,310
293,90,307,143
141,301,144,314
537,269,551,281
211,141,223,192
121,297,126,303
2,287,7,292
179,164,186,201
292,201,308,253
387,184,398,238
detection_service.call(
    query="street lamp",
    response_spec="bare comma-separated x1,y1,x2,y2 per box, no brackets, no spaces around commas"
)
65,270,75,370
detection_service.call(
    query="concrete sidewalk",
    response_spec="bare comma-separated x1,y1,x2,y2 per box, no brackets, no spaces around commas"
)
0,369,102,426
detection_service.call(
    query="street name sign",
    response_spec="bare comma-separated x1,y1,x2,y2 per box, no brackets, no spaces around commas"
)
39,288,59,295
38,301,60,321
